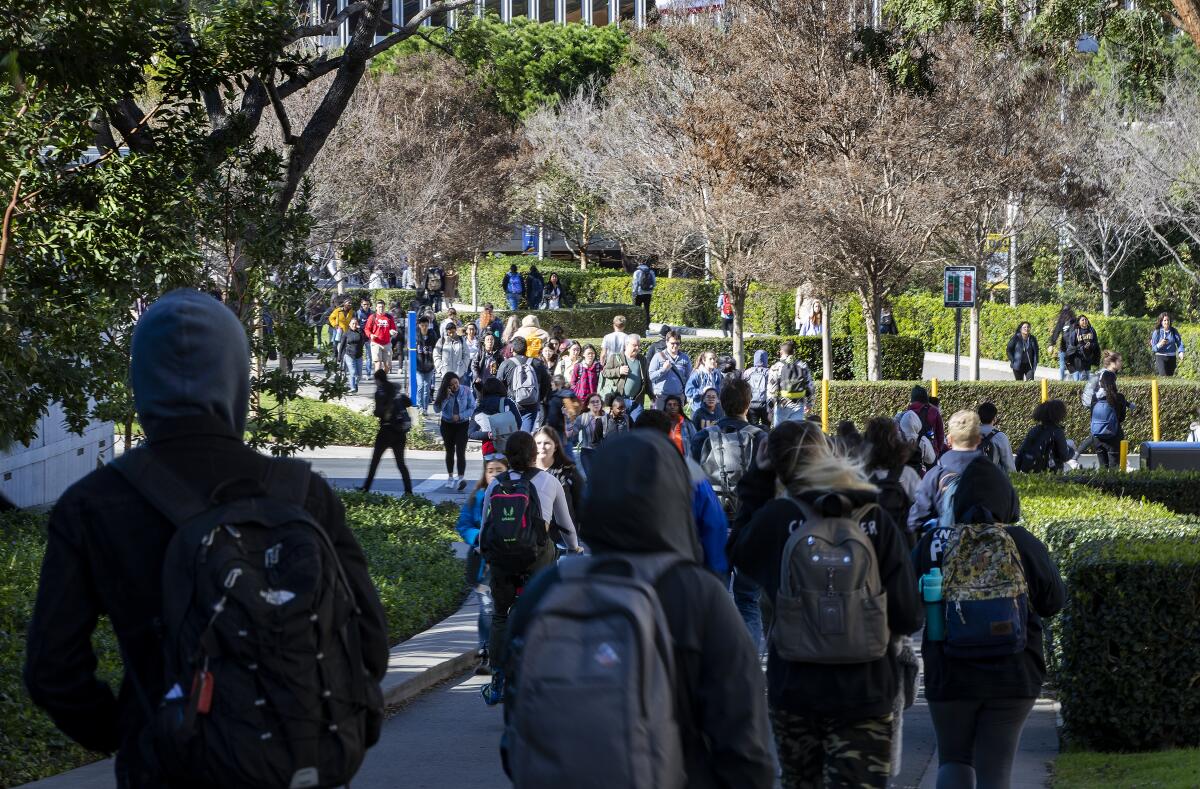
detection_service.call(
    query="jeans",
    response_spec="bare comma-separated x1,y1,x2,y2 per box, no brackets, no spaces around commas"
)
1072,369,1088,382
363,425,413,494
429,292,443,313
330,327,343,348
416,369,436,411
929,697,1036,789
477,587,494,650
342,353,362,391
629,401,645,423
518,406,538,433
773,401,806,427
731,570,764,650
506,293,521,311
1058,350,1067,380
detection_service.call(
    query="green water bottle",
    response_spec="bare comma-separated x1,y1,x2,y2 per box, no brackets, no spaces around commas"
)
920,567,945,641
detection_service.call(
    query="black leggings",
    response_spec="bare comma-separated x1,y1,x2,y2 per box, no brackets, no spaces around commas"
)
1095,436,1122,468
488,540,556,668
929,697,1036,789
1013,368,1034,381
364,425,412,494
1155,354,1178,377
440,419,469,476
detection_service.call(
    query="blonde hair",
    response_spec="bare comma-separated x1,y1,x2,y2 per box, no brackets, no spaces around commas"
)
502,316,520,343
946,410,982,447
613,315,626,330
769,420,876,497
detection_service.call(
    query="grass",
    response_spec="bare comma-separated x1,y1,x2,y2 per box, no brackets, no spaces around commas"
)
1054,749,1200,788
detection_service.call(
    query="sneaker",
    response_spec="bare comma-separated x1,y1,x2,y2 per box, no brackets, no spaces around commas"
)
481,673,505,706
443,478,456,490
475,661,492,676
457,478,467,491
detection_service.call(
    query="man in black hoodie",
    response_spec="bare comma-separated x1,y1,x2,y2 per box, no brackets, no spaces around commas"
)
501,431,775,788
24,289,389,788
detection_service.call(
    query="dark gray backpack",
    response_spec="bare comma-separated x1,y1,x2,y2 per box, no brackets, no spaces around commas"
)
502,553,686,789
772,499,889,664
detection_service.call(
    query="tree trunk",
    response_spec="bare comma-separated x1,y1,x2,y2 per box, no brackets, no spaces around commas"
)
821,299,833,381
470,252,479,310
731,285,748,370
579,213,589,271
860,292,882,381
124,417,134,452
1173,0,1200,49
1101,274,1112,316
969,304,981,381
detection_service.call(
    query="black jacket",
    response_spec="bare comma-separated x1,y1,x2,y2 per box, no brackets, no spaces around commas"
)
1067,325,1100,370
1015,424,1073,471
338,328,366,360
504,432,775,788
732,485,923,719
23,290,388,787
1049,315,1078,352
1006,332,1040,372
471,347,505,385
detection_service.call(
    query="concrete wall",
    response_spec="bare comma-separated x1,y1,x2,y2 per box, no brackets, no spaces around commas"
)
0,403,113,508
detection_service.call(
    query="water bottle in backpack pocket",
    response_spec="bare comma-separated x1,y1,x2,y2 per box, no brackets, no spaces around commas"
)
771,499,889,664
940,522,1028,658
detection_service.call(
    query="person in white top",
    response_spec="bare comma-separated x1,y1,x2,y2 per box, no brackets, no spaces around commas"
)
977,402,1017,472
600,315,629,364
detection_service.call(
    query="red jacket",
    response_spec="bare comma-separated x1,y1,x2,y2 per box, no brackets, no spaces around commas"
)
363,312,396,345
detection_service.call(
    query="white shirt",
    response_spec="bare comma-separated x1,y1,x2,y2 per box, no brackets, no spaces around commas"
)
601,331,629,362
482,469,580,550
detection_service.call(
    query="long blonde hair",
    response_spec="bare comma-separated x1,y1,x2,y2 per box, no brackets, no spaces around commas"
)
501,315,520,343
769,420,876,497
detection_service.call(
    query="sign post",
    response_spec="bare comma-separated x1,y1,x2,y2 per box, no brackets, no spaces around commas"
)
943,266,977,382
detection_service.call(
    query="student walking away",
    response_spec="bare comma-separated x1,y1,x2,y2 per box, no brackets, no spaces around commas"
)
908,410,986,535
649,330,693,409
896,410,937,476
905,385,946,456
434,372,476,490
879,306,899,336
1083,350,1129,469
479,432,582,687
599,334,653,420
912,457,1065,789
542,272,567,309
662,394,697,456
745,350,771,427
364,370,415,494
731,419,922,788
24,289,389,789
498,430,775,789
472,333,505,390
768,341,813,425
1067,314,1100,381
456,454,509,672
1014,399,1075,474
502,263,525,311
977,402,1016,472
600,314,629,364
424,261,446,312
835,420,865,458
1150,312,1185,377
469,377,522,456
1006,321,1039,381
497,337,547,433
718,290,735,336
338,317,366,393
1049,306,1078,381
414,314,439,413
533,427,586,545
692,387,723,431
434,320,471,383
685,350,725,412
863,417,921,538
328,297,352,348
569,343,603,402
526,264,545,311
632,258,657,324
513,314,550,359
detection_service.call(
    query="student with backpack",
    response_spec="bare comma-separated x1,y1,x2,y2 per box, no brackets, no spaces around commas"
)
863,417,920,534
479,432,582,684
1084,350,1128,468
425,262,447,312
498,430,775,788
469,377,521,457
1015,399,1074,474
745,350,771,427
434,371,477,491
912,456,1065,789
896,410,937,476
497,337,548,433
364,369,415,494
905,385,946,455
977,402,1016,472
502,264,525,311
768,341,813,425
907,410,986,535
456,454,510,672
718,290,734,336
632,259,657,324
731,419,922,787
414,314,439,414
25,290,389,789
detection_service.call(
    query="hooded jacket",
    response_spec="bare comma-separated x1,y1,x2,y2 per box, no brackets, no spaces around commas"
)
503,432,774,788
906,449,988,532
24,290,388,787
745,351,770,407
912,458,1065,701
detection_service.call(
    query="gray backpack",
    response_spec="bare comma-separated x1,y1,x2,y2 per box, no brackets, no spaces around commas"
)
699,423,763,516
772,499,889,664
502,553,686,789
1081,371,1101,409
511,359,539,406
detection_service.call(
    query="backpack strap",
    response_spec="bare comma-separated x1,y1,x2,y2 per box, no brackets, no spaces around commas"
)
111,447,211,528
263,457,312,506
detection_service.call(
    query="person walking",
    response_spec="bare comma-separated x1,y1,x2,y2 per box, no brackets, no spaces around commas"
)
685,350,725,413
602,393,633,441
513,314,550,359
572,392,607,477
632,259,657,324
648,330,693,410
497,337,549,432
388,301,406,375
433,371,476,490
907,410,986,535
533,426,585,545
745,350,771,428
545,375,580,455
568,343,602,403
434,320,471,384
905,385,946,456
542,271,567,309
912,456,1065,789
879,306,899,336
1066,314,1100,382
599,334,653,420
797,303,823,337
337,317,366,393
554,340,582,382
692,387,723,431
526,264,545,310
896,410,937,476
471,333,505,390
424,261,446,313
462,321,480,388
327,297,352,349
1014,399,1075,473
354,296,373,328
475,303,504,342
363,369,415,495
363,299,398,376
413,314,438,414
718,290,735,336
496,430,775,787
1086,351,1128,469
502,264,525,311
455,454,508,671
468,377,522,457
1049,306,1078,381
24,289,389,789
977,402,1017,472
731,419,922,787
1006,321,1039,381
600,315,629,364
662,393,696,456
768,341,813,425
863,417,920,531
1150,312,1185,377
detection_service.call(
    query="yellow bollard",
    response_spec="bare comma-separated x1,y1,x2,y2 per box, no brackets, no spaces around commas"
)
1151,379,1161,442
930,377,939,398
821,378,830,434
1119,440,1129,472
1040,378,1048,403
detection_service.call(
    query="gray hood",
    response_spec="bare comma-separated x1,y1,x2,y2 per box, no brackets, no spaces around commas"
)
132,288,249,442
753,349,768,367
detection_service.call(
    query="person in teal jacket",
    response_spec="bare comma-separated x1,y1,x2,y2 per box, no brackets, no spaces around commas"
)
455,454,510,672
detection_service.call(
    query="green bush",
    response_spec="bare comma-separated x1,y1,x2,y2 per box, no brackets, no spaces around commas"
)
450,303,648,342
284,398,441,451
0,494,464,786
825,379,1200,449
851,335,926,381
673,335,854,380
1059,469,1200,517
470,256,625,311
1010,474,1176,527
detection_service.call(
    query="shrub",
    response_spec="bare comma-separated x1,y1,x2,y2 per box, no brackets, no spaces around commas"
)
673,336,855,380
825,379,1200,449
469,256,625,310
451,303,648,342
851,335,925,381
590,274,715,328
1010,474,1175,527
1060,469,1200,517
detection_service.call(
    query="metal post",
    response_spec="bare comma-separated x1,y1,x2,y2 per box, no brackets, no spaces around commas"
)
821,378,830,434
953,307,962,381
930,377,939,398
1040,378,1048,403
1151,379,1161,442
407,311,418,398
1119,439,1129,472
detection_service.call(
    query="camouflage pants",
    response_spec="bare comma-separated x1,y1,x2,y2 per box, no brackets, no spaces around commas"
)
770,708,893,789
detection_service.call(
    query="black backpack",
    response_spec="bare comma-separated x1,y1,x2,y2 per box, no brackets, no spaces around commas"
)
1015,426,1054,473
978,430,1002,466
480,470,546,571
112,449,380,789
874,467,912,531
915,404,937,443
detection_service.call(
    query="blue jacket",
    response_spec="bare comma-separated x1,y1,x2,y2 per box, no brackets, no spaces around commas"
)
437,386,476,424
1151,327,1184,356
685,368,724,412
687,458,730,575
455,489,487,547
648,350,692,397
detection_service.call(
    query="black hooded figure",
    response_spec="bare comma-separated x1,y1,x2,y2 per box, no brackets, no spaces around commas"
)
501,430,776,788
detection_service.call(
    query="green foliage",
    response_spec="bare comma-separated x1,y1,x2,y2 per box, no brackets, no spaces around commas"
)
825,379,1200,448
852,336,926,381
1053,748,1200,788
452,304,647,342
1010,474,1175,526
0,493,464,785
267,397,441,451
675,336,854,380
1059,469,1200,517
470,256,624,311
373,15,631,122
1138,259,1200,323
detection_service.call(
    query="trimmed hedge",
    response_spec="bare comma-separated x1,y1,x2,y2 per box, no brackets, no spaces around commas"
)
448,303,648,342
852,335,926,381
0,495,464,786
1011,474,1176,526
662,334,923,381
1060,469,1200,517
826,379,1200,449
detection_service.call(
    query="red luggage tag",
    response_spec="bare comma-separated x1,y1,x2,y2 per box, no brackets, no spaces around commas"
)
192,663,214,715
